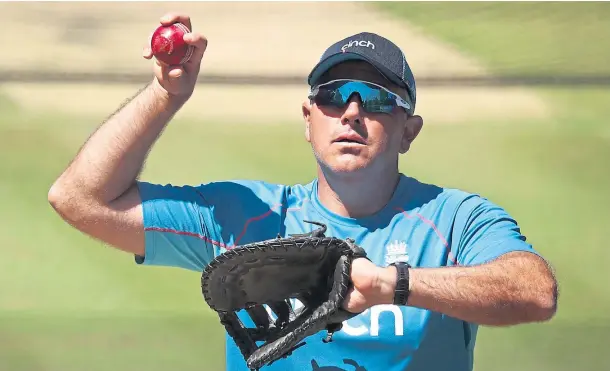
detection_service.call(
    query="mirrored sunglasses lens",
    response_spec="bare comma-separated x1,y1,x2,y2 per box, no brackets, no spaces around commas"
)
313,88,343,107
313,81,399,113
358,84,396,113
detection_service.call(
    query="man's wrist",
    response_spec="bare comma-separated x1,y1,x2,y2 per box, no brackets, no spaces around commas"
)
149,78,191,108
375,265,399,306
372,264,415,307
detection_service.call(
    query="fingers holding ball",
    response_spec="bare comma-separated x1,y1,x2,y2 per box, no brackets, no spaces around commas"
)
150,22,195,66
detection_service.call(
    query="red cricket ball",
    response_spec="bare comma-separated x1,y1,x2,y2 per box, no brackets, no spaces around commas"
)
150,23,194,65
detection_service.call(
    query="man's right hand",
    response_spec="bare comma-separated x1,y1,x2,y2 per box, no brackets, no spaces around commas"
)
143,13,208,99
49,13,209,257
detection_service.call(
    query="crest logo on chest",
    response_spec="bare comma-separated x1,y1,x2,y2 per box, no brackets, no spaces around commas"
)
384,240,409,266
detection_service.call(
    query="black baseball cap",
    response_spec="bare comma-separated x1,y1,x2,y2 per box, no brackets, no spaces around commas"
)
307,32,417,111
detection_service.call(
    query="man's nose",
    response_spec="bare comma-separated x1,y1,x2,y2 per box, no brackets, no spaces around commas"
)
341,95,363,125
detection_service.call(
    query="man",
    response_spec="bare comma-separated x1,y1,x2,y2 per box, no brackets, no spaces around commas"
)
48,13,557,371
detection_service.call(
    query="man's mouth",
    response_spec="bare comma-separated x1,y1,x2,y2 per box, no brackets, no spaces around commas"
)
333,133,366,145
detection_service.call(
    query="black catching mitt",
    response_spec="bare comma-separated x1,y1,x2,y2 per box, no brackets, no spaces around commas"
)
201,221,368,370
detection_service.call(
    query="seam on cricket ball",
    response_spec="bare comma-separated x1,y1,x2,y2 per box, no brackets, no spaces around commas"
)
174,23,194,64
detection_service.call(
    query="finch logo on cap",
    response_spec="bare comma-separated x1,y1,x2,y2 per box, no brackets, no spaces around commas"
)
341,40,375,53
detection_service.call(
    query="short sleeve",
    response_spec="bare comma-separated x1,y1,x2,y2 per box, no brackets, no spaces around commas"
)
135,179,288,272
135,181,225,271
454,196,541,266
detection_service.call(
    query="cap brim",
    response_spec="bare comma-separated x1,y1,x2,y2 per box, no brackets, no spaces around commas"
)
307,52,406,89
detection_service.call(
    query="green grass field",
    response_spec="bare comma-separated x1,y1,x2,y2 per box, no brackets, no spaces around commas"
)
2,3,609,371
373,2,610,77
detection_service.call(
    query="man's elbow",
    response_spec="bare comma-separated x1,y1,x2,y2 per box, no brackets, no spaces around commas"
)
48,182,89,226
533,281,558,322
510,253,559,323
528,269,559,322
48,179,64,203
48,182,67,215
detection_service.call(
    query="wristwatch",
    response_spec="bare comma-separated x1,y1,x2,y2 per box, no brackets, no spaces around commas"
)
390,261,411,306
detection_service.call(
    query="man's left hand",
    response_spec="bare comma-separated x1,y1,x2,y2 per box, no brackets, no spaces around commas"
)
342,258,397,313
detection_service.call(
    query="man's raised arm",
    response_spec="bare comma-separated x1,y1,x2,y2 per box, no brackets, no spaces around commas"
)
48,13,208,256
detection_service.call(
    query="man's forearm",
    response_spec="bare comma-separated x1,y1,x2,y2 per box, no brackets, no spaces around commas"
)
376,252,558,326
52,80,186,204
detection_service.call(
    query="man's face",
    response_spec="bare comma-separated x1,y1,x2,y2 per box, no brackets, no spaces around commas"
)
302,60,423,176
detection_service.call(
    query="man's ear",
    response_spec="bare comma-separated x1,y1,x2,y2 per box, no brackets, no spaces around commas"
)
400,115,424,154
302,99,312,143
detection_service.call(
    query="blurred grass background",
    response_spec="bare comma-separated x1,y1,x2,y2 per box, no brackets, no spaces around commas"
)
1,2,608,371
374,2,610,77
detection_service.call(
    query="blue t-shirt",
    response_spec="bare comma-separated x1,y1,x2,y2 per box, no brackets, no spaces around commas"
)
135,174,538,371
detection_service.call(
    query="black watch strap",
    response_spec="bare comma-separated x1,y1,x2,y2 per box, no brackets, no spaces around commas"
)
391,262,411,306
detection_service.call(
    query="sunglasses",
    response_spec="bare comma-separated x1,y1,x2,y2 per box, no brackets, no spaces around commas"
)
308,79,413,116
